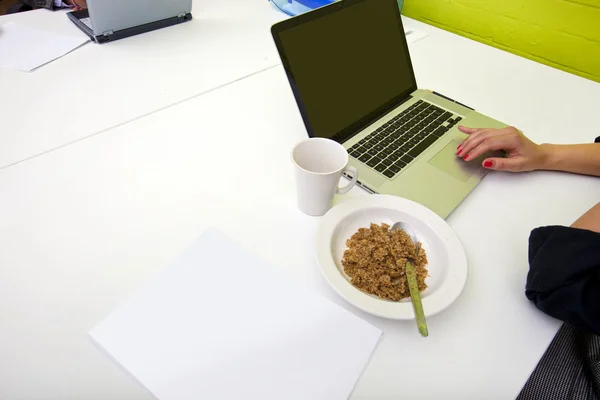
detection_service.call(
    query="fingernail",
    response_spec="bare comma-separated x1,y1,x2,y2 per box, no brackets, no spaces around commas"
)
483,161,493,168
457,144,462,151
464,154,470,160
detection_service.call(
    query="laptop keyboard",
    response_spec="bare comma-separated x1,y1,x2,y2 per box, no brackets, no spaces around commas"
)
348,100,462,179
80,17,92,29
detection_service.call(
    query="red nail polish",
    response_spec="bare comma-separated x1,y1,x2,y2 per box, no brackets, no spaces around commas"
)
457,144,462,150
464,154,470,160
484,161,493,168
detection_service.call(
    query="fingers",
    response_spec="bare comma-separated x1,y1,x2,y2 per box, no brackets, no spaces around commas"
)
482,157,524,172
457,126,495,137
458,126,521,160
462,135,518,161
458,125,478,134
456,125,529,172
457,129,505,159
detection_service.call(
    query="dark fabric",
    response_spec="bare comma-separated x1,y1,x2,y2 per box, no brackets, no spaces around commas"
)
526,225,600,335
519,226,600,399
20,0,54,10
6,2,32,12
517,323,600,400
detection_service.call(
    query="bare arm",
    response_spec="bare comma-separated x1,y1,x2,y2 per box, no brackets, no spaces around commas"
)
539,144,600,177
457,126,600,176
571,202,600,232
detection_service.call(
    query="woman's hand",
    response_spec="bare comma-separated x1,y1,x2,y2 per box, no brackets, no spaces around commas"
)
457,125,546,172
68,0,87,10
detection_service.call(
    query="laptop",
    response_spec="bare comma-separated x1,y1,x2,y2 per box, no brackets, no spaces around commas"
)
271,0,508,218
67,0,192,43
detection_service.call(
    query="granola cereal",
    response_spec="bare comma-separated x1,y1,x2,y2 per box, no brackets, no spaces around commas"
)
341,223,428,301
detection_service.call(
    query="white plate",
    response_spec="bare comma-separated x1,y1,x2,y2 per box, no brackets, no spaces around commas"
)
316,195,468,320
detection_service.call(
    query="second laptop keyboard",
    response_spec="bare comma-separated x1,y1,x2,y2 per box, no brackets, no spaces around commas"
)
348,100,462,179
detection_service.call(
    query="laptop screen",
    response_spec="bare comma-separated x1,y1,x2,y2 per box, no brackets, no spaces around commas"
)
273,0,417,142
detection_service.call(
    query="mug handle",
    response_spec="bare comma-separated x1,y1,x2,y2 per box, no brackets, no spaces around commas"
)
336,166,358,195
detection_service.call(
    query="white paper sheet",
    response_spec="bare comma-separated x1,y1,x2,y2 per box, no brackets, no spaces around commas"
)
0,22,89,72
404,26,428,45
90,229,382,400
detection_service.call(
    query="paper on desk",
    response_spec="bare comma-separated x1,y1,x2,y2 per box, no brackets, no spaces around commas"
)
0,22,89,72
404,26,428,45
90,229,382,400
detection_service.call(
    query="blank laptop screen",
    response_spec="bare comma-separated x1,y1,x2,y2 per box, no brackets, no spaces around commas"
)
275,0,417,142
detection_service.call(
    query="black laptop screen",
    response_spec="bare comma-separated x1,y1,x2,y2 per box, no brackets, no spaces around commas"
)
274,0,417,142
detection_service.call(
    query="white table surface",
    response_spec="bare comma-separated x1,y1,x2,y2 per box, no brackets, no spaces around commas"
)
1,11,600,400
0,0,285,170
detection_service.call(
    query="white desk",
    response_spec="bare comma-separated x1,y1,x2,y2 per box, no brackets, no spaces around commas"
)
1,13,600,400
0,0,285,169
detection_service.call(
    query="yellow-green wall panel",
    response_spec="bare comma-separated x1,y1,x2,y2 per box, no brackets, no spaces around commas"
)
403,0,600,82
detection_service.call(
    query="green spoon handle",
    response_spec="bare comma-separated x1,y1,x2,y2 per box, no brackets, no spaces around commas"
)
406,261,428,337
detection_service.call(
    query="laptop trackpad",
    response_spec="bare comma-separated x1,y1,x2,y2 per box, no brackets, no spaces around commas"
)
428,140,483,182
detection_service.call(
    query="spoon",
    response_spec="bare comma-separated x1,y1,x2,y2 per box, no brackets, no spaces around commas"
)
391,222,429,337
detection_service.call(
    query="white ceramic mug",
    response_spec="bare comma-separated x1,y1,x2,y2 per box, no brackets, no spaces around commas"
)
291,138,358,216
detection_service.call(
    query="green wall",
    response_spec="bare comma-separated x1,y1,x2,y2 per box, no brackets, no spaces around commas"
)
402,0,600,83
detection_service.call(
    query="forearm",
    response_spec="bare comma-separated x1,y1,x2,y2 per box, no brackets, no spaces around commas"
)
571,202,600,233
538,143,600,177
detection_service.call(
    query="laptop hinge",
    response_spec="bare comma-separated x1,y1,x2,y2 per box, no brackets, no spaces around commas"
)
177,13,186,18
334,94,414,144
102,30,114,37
342,173,378,194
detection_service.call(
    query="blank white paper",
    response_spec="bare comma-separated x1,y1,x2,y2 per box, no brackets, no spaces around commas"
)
404,27,428,45
0,22,89,72
90,229,382,400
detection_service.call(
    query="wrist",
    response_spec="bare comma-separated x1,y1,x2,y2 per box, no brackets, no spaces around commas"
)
537,144,559,171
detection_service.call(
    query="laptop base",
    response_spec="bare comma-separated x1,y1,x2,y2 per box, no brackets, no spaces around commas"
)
67,9,192,43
